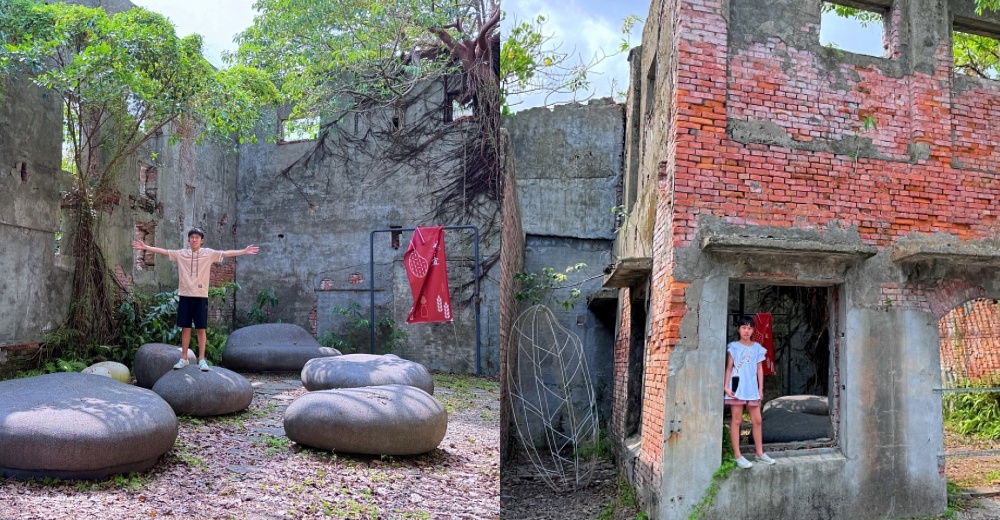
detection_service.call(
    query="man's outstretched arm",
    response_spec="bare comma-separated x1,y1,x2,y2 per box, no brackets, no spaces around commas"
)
222,245,260,258
132,240,170,256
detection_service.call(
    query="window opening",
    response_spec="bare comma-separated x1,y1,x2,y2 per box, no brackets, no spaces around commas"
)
280,116,320,143
952,24,1000,79
624,291,648,439
819,1,888,58
727,282,835,452
139,163,157,200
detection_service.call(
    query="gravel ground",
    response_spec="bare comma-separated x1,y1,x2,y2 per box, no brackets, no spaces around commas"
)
0,372,499,520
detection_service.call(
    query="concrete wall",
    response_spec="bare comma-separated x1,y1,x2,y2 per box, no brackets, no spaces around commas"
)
0,78,71,359
235,80,500,376
610,0,1000,518
503,99,624,447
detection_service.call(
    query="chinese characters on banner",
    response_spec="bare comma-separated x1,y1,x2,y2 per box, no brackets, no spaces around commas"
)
403,226,453,323
752,313,776,376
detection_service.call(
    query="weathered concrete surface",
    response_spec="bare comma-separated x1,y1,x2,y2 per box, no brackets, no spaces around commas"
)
234,83,500,376
0,373,177,480
134,343,199,389
516,236,615,446
0,75,71,354
284,384,447,455
222,323,341,372
152,366,254,416
301,353,434,394
504,99,623,240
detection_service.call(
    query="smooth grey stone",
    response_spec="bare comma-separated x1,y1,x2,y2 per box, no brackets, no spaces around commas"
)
301,354,434,394
221,323,340,372
151,366,254,417
761,408,832,443
134,343,197,388
762,395,829,416
284,384,447,456
0,373,177,480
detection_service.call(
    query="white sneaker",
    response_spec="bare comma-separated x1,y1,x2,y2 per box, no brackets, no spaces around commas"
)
756,453,776,465
198,359,210,372
173,358,189,369
735,456,753,469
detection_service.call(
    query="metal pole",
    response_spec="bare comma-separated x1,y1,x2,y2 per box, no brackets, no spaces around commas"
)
367,225,482,375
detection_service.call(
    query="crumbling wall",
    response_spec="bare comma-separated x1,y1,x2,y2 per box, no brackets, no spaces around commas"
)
503,99,624,447
612,0,1000,518
235,80,500,376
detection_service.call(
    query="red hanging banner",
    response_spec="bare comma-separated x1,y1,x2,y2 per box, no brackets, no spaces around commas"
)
752,313,776,376
404,226,453,323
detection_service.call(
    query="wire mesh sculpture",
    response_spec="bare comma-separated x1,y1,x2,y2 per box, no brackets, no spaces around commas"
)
508,303,599,491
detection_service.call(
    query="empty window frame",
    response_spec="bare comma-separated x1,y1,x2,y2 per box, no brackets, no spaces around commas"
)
279,116,320,143
819,1,891,58
952,18,1000,80
726,282,837,452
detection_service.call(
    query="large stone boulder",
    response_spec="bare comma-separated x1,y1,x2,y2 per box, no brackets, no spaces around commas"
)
762,395,829,415
284,384,447,456
151,366,254,417
134,343,197,388
222,323,341,372
761,407,832,443
301,354,434,394
0,373,177,480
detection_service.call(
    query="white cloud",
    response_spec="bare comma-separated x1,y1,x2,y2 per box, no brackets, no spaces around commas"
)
503,0,643,111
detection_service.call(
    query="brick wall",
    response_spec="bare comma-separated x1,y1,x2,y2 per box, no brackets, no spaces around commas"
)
499,129,524,469
0,343,41,380
940,299,1000,385
619,0,1000,508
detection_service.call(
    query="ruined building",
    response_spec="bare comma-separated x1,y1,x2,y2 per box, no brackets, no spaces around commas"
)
0,1,498,379
604,0,1000,518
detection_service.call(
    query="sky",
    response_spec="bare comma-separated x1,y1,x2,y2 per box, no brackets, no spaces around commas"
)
128,1,883,112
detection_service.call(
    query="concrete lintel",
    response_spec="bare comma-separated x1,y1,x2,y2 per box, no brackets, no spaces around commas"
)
602,257,652,288
701,235,878,261
890,243,1000,267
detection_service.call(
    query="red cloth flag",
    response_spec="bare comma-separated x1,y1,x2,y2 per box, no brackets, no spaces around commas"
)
752,313,776,376
404,227,453,323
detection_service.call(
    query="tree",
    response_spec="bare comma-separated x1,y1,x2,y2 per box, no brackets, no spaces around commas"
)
500,13,640,114
229,0,502,276
0,0,278,350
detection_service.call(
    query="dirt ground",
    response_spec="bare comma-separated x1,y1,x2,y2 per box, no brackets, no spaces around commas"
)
501,428,1000,520
0,372,500,520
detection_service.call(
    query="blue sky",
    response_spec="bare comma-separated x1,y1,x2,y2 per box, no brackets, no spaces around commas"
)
130,1,882,112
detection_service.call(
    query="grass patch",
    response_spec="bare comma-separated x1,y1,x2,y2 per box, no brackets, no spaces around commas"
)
432,373,498,414
262,435,291,455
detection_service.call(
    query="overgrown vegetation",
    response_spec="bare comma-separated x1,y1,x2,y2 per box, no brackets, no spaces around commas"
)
942,377,1000,439
688,425,739,520
318,302,408,355
0,0,278,364
596,475,647,520
514,263,590,310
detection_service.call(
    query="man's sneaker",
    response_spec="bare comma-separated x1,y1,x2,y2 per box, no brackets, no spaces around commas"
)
199,359,210,372
173,358,189,369
735,456,753,469
756,453,776,465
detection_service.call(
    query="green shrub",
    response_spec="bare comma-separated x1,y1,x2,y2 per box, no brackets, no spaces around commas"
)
942,376,1000,439
318,301,407,355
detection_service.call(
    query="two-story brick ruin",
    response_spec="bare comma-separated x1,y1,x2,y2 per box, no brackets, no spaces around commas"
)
606,0,1000,517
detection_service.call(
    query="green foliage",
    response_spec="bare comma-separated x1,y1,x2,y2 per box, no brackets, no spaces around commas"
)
688,425,738,520
500,12,641,112
514,263,587,310
942,377,1000,438
318,301,407,355
597,475,646,520
229,0,482,120
246,288,279,324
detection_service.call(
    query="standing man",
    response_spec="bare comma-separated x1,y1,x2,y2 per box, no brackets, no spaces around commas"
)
132,227,260,371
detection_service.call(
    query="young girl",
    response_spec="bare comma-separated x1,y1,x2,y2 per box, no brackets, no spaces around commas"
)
724,315,775,468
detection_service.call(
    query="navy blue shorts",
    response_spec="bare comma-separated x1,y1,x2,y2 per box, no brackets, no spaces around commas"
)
177,296,208,329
